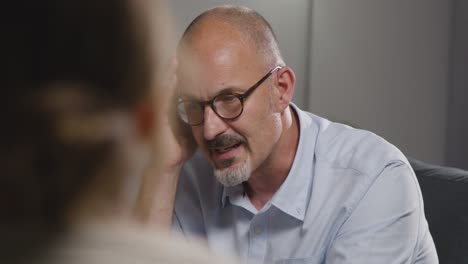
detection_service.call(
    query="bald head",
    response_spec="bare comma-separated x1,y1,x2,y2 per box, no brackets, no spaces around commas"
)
179,5,284,67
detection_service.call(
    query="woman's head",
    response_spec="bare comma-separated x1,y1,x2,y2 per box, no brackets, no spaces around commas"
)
2,0,171,230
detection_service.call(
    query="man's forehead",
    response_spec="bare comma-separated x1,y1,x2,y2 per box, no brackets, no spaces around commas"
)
178,87,243,102
178,43,251,71
176,69,246,100
176,29,265,100
177,60,247,93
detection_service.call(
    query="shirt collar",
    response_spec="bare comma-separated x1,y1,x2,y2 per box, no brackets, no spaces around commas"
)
221,184,243,208
269,103,318,221
221,104,319,221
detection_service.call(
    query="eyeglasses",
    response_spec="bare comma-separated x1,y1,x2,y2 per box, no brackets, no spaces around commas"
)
177,66,282,126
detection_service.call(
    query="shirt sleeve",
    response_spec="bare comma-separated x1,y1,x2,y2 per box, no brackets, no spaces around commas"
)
325,162,438,263
170,163,207,238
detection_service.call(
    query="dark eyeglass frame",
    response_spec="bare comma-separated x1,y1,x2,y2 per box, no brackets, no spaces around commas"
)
177,65,283,126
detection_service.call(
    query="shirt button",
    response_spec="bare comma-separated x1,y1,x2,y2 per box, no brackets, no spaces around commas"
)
254,226,263,235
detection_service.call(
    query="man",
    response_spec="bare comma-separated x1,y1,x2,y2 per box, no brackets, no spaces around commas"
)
137,5,437,264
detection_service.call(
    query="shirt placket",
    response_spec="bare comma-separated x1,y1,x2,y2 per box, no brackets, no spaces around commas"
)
247,212,268,264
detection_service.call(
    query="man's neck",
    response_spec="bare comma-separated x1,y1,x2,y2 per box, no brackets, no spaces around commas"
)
244,106,300,211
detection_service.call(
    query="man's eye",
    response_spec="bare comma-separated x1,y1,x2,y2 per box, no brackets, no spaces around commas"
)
219,95,238,103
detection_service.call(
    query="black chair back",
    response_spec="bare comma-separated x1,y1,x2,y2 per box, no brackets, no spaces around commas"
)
409,159,468,264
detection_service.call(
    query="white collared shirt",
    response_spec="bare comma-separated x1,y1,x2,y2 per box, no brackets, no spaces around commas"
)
173,104,437,264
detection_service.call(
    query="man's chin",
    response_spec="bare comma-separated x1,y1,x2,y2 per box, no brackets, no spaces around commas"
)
212,157,237,170
214,160,251,187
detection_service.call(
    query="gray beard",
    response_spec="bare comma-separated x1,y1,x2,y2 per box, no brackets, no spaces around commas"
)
214,159,251,187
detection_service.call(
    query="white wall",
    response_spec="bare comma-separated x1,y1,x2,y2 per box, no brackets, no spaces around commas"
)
309,0,452,165
168,0,311,108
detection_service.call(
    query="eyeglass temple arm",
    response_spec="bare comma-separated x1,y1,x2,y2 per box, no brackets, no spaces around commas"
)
240,66,283,100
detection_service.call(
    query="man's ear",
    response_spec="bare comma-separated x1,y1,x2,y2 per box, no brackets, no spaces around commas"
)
272,66,296,112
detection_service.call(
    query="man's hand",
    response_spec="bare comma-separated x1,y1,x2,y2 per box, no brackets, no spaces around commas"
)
155,57,197,171
134,57,196,230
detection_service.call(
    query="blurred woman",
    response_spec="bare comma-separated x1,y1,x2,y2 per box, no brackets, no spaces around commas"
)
1,0,235,263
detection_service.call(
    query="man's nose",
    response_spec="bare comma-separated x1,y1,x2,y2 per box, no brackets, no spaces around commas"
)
203,105,228,140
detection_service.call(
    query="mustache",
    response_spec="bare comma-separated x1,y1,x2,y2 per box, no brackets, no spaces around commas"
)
205,134,244,149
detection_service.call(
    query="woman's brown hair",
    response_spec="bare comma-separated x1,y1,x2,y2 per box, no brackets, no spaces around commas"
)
1,0,160,231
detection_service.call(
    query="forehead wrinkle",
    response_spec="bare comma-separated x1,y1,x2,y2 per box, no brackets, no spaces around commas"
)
178,85,244,102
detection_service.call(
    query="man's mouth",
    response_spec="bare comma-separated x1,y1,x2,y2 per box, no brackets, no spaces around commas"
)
214,143,242,154
205,135,245,163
